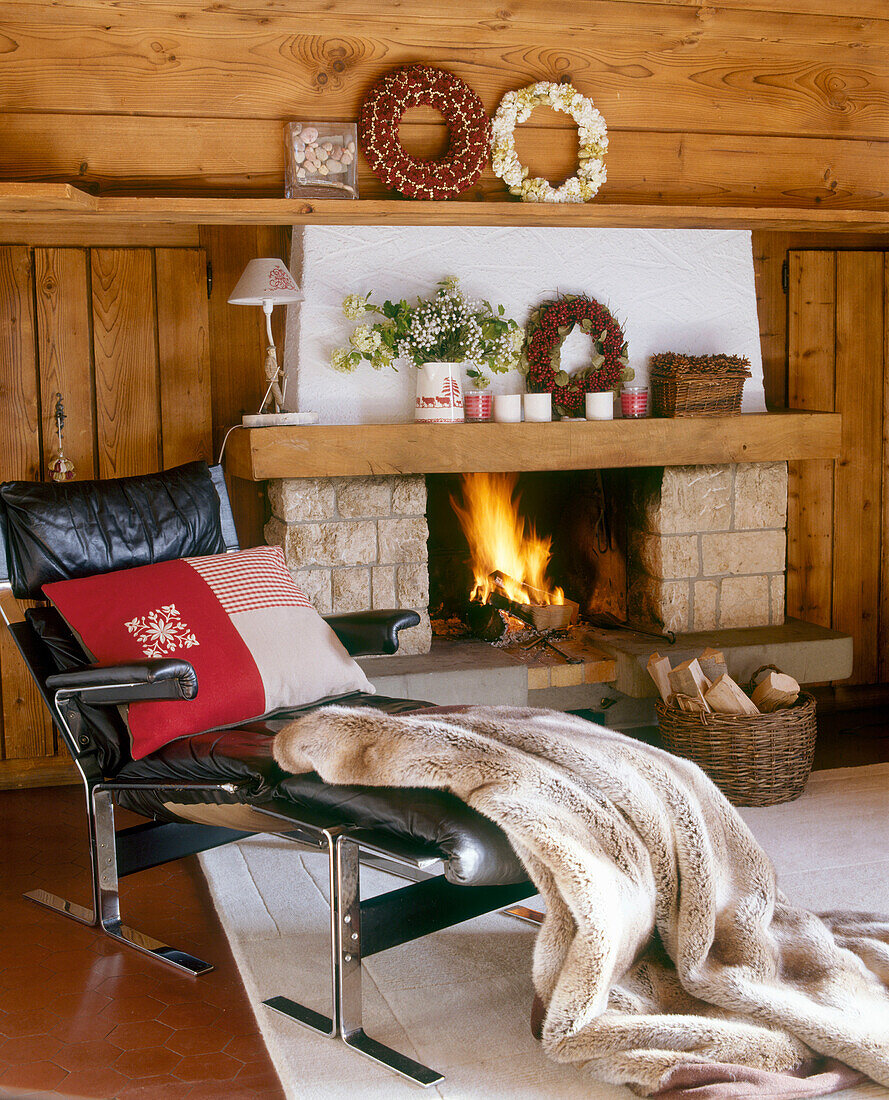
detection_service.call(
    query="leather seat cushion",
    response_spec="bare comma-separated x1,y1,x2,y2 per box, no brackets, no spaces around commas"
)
116,695,526,888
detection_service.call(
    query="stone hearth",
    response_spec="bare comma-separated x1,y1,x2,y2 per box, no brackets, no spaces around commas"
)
265,461,789,655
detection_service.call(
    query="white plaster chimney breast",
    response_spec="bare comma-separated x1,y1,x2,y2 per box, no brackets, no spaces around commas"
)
284,226,766,424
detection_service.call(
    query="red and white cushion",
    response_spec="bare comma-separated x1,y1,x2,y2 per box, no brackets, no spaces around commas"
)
44,546,374,759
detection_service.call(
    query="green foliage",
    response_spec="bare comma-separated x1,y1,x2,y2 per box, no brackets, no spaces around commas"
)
330,278,524,388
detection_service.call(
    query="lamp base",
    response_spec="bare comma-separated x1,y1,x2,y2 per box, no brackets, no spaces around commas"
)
242,411,319,428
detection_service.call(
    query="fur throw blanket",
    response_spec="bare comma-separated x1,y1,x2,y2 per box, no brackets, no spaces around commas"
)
273,705,889,1097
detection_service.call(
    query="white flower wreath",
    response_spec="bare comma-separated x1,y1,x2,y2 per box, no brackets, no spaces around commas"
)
491,81,608,204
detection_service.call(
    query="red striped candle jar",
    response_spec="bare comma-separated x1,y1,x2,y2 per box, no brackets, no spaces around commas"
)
620,387,648,418
464,392,492,421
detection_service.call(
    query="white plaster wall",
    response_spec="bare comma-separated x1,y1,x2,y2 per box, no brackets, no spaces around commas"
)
284,226,766,424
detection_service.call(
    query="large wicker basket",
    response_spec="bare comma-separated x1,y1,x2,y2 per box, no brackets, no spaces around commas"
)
655,667,817,806
650,374,745,418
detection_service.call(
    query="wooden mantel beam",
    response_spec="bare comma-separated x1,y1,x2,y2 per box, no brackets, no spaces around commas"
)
224,412,842,481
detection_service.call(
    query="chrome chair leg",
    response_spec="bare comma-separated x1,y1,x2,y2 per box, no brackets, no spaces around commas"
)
264,826,340,1038
25,780,212,976
264,829,444,1088
91,789,213,975
24,755,103,930
503,904,545,925
334,835,443,1088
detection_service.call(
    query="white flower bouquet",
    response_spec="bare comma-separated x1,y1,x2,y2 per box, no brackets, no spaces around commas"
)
331,277,524,389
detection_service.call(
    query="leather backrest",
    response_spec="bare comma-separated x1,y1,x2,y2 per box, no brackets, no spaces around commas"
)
0,461,231,599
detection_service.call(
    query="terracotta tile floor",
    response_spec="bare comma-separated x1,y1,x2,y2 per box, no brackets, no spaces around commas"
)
0,785,285,1099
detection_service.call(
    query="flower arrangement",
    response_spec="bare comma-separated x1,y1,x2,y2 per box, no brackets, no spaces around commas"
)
491,81,608,204
523,294,631,417
331,277,524,389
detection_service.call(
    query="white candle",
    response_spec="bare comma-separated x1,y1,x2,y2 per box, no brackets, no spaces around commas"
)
493,394,523,423
585,391,614,420
523,393,552,422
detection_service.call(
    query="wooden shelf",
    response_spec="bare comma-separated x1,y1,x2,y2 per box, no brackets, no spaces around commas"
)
224,411,842,481
0,183,98,214
3,184,889,231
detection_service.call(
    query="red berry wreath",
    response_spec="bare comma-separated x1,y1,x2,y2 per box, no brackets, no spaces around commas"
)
359,65,490,200
524,294,629,417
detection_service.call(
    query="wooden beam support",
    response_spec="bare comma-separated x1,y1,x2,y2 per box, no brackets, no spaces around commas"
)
224,413,842,481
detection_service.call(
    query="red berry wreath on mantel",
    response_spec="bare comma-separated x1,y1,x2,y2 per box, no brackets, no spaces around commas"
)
359,65,491,199
523,294,630,417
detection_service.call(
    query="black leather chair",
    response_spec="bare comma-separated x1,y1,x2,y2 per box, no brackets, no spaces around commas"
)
0,460,533,1087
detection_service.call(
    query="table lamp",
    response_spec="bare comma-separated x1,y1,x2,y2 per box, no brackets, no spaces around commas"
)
227,258,306,427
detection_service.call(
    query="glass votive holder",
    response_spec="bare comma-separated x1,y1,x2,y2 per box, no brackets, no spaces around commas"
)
464,392,492,422
620,386,649,418
493,394,522,423
284,122,358,199
523,392,552,422
585,391,614,420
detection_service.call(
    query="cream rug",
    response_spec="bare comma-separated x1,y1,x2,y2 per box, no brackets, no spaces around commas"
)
199,763,889,1100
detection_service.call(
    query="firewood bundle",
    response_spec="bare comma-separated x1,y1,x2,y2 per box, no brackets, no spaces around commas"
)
647,649,800,716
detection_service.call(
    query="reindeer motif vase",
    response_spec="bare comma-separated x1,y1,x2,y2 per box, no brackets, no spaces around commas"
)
414,361,465,423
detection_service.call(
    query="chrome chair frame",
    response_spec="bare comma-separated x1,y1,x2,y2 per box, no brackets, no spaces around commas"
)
17,669,249,976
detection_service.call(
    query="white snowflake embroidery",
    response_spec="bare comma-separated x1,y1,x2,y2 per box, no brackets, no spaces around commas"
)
125,605,200,658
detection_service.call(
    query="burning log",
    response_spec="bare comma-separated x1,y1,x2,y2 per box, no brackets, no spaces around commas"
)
488,590,536,627
488,572,578,632
464,600,508,642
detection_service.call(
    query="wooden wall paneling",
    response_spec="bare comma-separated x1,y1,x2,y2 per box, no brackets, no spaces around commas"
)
1,4,887,141
90,248,161,478
786,250,835,632
200,225,288,548
0,245,54,760
833,251,885,684
751,231,889,405
0,223,201,248
155,247,212,467
3,117,889,212
882,256,889,684
34,248,97,479
752,231,793,410
15,0,889,31
0,246,41,481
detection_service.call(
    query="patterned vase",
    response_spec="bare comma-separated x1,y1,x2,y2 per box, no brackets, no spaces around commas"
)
415,362,465,423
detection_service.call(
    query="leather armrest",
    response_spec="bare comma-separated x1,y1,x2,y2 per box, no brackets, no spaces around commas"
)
324,609,421,656
46,659,198,705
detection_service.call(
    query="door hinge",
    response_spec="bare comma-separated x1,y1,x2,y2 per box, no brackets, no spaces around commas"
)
206,260,213,298
781,258,789,294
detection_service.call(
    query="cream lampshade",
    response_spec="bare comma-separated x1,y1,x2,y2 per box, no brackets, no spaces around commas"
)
228,258,309,428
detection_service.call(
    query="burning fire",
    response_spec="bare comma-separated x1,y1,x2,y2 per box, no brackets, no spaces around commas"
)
450,473,565,607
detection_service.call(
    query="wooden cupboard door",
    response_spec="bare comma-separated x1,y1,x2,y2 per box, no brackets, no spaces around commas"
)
0,246,54,762
36,248,97,480
787,250,887,685
0,246,211,784
156,248,212,468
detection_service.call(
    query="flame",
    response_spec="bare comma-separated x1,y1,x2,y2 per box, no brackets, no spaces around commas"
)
450,473,564,606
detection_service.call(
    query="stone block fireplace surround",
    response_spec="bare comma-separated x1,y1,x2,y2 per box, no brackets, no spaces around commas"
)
265,461,789,656
242,222,849,702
